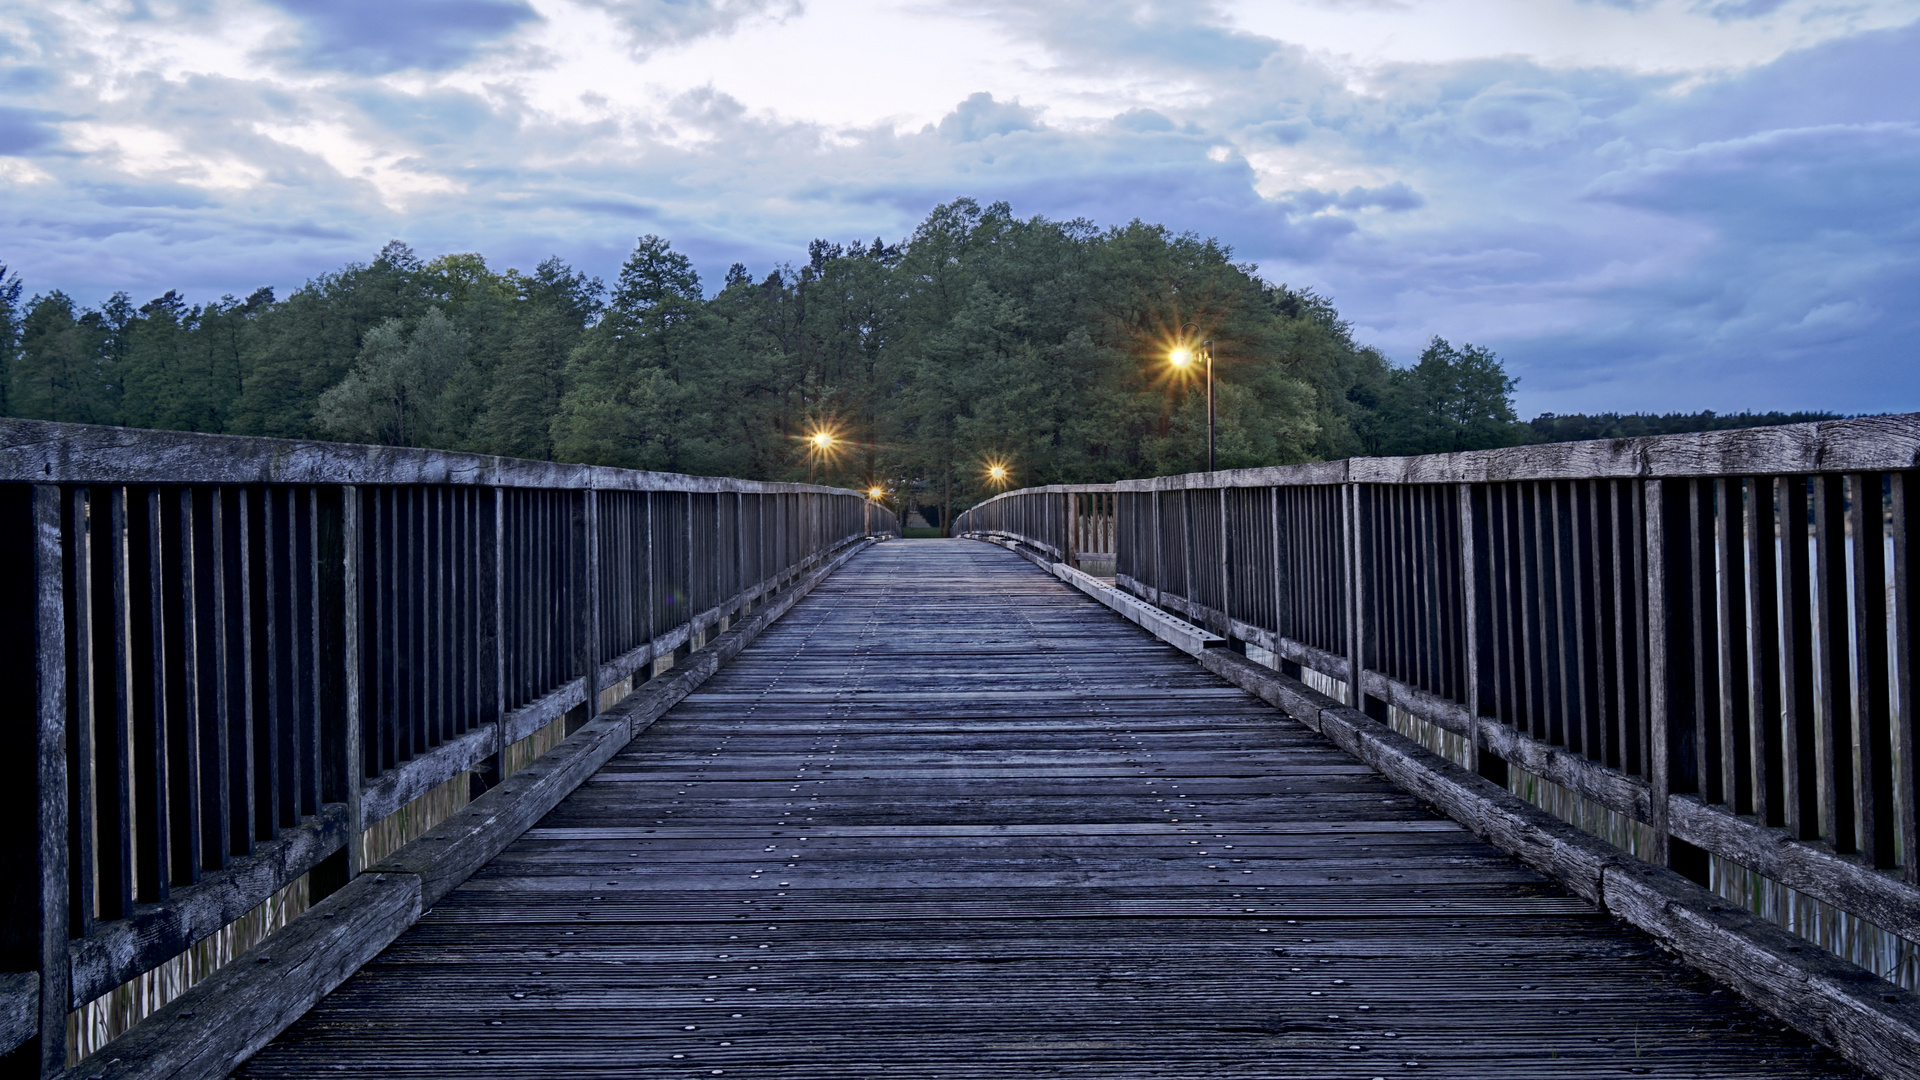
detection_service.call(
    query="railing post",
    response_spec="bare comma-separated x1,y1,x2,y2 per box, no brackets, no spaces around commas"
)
32,484,70,1078
487,488,505,781
1066,491,1078,568
642,493,656,667
580,490,601,707
1219,488,1231,636
1270,487,1287,660
1894,473,1918,885
1645,478,1672,865
340,485,365,875
1345,483,1365,709
1459,482,1491,780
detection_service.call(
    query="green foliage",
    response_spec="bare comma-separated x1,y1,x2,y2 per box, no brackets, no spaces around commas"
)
0,204,1553,523
315,308,473,447
1525,410,1845,443
1360,337,1530,456
0,262,21,416
13,291,116,424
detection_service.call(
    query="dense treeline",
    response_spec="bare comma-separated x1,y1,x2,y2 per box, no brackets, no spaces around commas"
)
0,199,1846,524
1525,410,1843,443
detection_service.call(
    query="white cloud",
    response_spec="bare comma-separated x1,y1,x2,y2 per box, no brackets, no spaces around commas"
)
1218,0,1919,74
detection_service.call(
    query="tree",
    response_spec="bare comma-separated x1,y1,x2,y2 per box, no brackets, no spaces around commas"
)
12,292,115,424
314,308,472,447
231,241,428,438
550,236,705,469
1368,337,1524,455
0,262,21,416
472,258,603,460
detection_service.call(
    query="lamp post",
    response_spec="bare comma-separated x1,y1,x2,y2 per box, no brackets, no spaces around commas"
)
1169,323,1215,473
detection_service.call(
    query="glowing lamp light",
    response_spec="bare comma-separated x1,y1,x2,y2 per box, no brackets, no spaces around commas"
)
868,487,886,500
989,466,1007,482
1169,346,1193,367
810,431,834,449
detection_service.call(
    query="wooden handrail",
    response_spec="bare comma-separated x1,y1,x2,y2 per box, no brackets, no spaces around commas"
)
0,419,898,1074
964,414,1920,990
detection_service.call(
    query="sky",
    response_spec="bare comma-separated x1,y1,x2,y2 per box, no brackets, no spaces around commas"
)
2,0,1917,416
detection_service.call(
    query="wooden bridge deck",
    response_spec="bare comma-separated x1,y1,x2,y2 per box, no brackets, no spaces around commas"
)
239,540,1857,1078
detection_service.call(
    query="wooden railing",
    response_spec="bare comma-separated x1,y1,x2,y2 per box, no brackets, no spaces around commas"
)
0,419,897,1075
960,415,1920,991
953,486,1116,569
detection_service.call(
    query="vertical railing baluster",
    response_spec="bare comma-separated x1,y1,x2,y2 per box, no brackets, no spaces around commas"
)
1345,483,1363,708
299,489,320,821
1744,478,1781,826
341,487,365,874
1270,488,1287,657
1892,472,1917,883
1549,482,1574,754
170,490,203,884
1715,478,1745,810
582,489,601,712
1646,478,1673,865
1460,483,1484,777
67,488,100,932
262,489,287,833
131,487,170,901
1685,480,1712,804
1629,480,1652,786
33,484,71,1078
1847,473,1893,867
1518,484,1544,742
1813,474,1851,850
102,487,137,915
1569,482,1596,760
485,487,504,782
1608,482,1630,774
1580,483,1606,768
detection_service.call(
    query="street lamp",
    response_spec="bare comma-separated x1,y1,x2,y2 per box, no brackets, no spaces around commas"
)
806,428,835,484
1169,323,1215,473
982,459,1012,492
868,486,886,501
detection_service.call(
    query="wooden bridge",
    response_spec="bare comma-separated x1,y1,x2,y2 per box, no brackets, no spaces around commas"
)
1,418,1917,1079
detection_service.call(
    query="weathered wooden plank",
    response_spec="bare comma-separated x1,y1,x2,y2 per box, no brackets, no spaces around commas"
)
0,418,865,496
0,970,35,1059
85,871,423,1080
65,802,350,1009
242,540,1866,1080
1108,412,1920,489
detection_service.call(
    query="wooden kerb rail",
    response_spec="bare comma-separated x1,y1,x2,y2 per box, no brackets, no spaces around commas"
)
0,419,898,1078
957,412,1920,1080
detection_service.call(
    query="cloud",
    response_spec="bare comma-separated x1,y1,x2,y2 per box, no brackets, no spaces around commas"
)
1585,123,1920,235
1460,87,1586,147
575,0,799,48
0,107,60,155
1283,182,1425,213
263,0,540,73
1703,0,1789,20
935,93,1042,142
